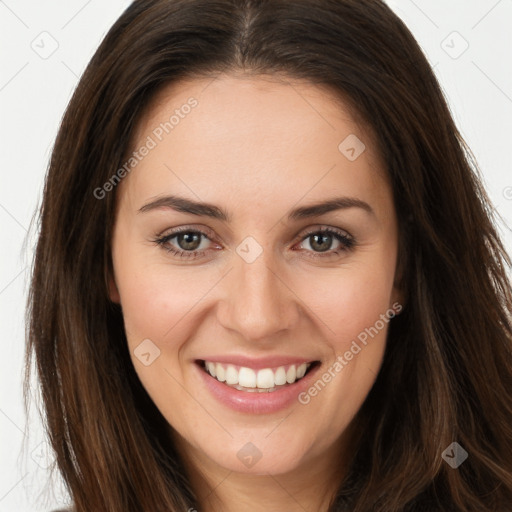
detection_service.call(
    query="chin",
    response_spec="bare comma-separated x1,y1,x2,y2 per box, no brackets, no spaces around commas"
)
192,432,316,476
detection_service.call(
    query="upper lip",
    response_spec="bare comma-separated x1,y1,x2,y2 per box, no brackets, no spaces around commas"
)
196,355,319,370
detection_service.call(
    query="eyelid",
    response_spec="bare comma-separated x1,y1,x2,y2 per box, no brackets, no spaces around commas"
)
157,224,353,242
156,223,217,240
296,224,352,240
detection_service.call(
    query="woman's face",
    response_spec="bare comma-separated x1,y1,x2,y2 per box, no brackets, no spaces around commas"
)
109,74,402,476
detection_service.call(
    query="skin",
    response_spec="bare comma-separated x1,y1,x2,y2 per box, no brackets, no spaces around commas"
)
109,73,403,511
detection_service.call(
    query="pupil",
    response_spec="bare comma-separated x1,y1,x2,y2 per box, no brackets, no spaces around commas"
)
311,233,331,252
178,232,200,251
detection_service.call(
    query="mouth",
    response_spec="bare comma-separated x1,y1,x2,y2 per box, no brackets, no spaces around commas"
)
197,359,321,393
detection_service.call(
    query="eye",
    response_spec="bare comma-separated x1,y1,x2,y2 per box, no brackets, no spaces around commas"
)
153,227,217,260
153,225,356,261
294,226,355,258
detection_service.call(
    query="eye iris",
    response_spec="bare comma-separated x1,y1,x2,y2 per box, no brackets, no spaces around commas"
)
177,232,201,251
310,233,332,252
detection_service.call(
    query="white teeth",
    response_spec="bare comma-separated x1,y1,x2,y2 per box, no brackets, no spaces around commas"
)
225,365,238,385
286,365,296,384
203,361,313,390
206,362,216,377
239,367,256,387
215,363,226,382
256,368,275,389
274,366,287,386
296,363,307,379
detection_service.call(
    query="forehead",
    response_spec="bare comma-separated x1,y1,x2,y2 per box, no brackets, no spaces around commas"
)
118,73,391,219
137,72,371,150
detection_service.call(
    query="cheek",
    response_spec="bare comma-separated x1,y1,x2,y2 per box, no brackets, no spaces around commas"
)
336,278,393,349
114,256,215,344
296,263,396,350
113,260,205,420
291,261,395,418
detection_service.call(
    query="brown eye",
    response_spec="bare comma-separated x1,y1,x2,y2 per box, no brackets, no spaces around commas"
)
296,228,355,257
308,232,335,252
154,228,214,259
175,232,203,251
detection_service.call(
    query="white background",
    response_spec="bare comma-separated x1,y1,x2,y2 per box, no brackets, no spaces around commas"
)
1,1,511,510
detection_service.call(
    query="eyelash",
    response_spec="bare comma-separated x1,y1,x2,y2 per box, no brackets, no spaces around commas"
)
152,225,356,261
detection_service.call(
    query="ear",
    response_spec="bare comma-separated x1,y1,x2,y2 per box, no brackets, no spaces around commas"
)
108,274,121,304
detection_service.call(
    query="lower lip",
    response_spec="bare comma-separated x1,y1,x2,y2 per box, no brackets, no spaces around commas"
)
195,361,320,414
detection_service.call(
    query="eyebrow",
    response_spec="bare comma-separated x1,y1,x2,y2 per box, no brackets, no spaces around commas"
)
138,194,374,221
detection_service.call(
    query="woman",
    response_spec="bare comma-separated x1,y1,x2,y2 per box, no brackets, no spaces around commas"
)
26,0,512,510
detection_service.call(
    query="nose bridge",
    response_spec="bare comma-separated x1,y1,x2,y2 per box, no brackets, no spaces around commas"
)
218,244,297,341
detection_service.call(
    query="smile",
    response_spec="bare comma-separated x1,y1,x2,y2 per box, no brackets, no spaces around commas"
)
195,356,321,413
201,360,314,392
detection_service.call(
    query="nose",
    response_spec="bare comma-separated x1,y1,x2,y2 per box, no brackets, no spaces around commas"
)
216,247,301,343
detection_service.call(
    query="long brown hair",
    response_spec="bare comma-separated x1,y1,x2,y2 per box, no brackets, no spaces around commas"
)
25,0,512,510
